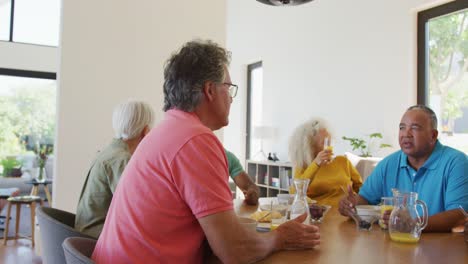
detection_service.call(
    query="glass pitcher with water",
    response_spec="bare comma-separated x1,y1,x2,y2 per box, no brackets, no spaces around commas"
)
389,192,428,243
290,178,310,223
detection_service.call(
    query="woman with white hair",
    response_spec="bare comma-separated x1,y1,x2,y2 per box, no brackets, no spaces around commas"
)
75,100,155,238
289,118,362,207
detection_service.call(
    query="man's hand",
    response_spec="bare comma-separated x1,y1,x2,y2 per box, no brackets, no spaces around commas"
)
338,185,358,217
243,187,259,205
275,213,320,250
381,209,392,227
234,172,259,205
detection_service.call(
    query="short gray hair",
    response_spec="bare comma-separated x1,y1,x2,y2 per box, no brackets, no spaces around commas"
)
112,100,155,140
407,105,438,130
289,118,328,170
163,39,231,112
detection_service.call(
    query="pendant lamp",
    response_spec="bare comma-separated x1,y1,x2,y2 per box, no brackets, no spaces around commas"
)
256,0,314,6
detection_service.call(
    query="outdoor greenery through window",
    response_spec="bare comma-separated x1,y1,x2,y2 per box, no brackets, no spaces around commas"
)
418,1,468,153
0,73,56,175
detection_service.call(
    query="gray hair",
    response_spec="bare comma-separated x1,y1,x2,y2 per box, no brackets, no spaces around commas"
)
288,118,328,170
112,100,155,140
163,39,231,112
407,105,438,130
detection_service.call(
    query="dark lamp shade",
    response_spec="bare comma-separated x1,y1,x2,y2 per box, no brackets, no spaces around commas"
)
256,0,314,6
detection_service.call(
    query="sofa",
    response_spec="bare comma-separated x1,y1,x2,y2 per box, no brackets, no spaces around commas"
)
344,152,382,182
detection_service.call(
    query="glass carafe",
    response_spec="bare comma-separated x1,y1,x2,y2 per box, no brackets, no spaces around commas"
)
290,178,310,223
389,192,428,243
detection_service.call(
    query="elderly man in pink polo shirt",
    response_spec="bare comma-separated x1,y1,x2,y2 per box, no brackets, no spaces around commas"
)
92,40,320,263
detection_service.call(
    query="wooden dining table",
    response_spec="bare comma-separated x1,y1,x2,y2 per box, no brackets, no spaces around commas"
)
234,198,468,264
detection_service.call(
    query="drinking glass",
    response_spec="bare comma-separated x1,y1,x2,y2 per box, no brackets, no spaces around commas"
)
277,194,290,207
270,205,287,231
323,137,334,161
379,197,394,230
323,137,333,152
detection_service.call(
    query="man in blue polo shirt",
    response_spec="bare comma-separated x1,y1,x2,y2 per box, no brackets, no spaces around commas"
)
338,105,467,232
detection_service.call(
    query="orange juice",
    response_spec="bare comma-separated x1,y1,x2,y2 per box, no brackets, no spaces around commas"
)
270,223,280,231
390,232,420,243
379,203,394,229
381,205,394,214
326,146,333,152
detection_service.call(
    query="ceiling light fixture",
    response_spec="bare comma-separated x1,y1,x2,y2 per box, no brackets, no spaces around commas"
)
256,0,314,6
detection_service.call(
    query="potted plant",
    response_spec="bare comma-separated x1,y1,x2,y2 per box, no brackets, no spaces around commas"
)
342,133,392,157
1,157,23,177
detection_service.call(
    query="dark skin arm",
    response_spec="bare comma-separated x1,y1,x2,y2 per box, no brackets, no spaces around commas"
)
233,171,259,205
340,185,465,233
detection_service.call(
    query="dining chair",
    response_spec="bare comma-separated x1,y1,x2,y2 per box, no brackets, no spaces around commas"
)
62,237,97,264
36,206,94,264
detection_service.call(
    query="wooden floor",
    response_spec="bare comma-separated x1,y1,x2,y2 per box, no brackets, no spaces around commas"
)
0,238,42,263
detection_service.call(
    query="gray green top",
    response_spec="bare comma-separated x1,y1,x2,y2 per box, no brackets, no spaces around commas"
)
225,149,243,179
75,139,131,238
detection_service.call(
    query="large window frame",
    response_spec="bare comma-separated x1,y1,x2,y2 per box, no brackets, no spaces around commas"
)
0,0,60,47
0,68,56,80
417,0,468,153
417,0,468,104
246,61,263,160
0,67,57,152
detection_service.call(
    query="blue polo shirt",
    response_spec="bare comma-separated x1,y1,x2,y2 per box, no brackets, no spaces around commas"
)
359,141,468,216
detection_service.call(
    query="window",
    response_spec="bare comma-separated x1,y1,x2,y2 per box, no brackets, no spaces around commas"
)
0,0,11,41
246,62,263,159
418,1,468,153
0,68,57,159
0,0,61,46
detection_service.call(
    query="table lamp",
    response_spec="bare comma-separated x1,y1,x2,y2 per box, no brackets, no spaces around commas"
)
253,125,275,160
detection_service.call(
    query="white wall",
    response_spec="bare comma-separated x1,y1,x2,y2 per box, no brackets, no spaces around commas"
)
0,42,57,72
55,0,226,212
224,0,451,163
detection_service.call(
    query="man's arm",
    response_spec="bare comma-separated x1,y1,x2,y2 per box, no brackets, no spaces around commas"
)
425,209,465,232
233,172,259,205
338,185,369,217
199,210,320,264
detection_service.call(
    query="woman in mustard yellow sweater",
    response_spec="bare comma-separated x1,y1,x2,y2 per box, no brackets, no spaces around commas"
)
289,118,362,207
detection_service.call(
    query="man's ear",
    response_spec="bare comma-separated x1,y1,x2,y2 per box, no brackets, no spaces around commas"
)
202,81,217,102
431,129,439,144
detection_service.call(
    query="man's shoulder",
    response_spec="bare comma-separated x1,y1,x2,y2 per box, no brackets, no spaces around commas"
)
439,143,467,159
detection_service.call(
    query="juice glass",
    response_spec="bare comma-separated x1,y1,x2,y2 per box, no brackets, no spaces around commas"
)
379,197,394,230
324,137,333,152
270,206,287,230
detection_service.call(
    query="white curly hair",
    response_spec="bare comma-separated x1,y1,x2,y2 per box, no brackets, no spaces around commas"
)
112,100,155,140
288,118,329,170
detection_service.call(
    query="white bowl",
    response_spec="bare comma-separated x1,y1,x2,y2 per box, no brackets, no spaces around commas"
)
354,205,380,231
355,205,380,216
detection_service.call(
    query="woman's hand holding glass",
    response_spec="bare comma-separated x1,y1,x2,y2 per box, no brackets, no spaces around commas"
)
314,150,333,166
314,137,334,166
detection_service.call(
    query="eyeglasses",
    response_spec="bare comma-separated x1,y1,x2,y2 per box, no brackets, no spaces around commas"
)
222,82,238,98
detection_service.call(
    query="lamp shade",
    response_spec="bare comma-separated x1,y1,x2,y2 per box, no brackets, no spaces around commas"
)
253,126,276,139
256,0,314,6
